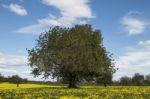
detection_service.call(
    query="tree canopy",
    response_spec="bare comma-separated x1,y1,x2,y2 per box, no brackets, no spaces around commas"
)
28,24,115,88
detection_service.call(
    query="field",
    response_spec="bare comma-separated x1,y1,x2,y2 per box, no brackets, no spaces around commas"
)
0,83,150,99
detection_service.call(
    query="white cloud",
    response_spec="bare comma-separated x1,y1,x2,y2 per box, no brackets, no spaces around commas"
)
121,12,148,35
139,40,150,49
16,24,48,34
0,52,46,81
16,0,95,34
3,3,28,16
0,52,27,67
114,40,150,80
0,52,27,77
42,0,94,19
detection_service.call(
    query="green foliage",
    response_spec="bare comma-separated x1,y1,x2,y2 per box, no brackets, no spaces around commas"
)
120,76,132,86
118,73,150,86
28,24,115,88
132,73,144,86
0,75,28,87
0,73,5,82
8,75,22,87
145,75,150,85
96,72,113,86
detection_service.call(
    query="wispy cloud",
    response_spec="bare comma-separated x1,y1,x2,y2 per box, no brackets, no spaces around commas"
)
2,3,28,16
114,40,150,80
0,52,51,81
16,24,48,34
121,11,149,35
0,52,27,77
0,52,27,67
16,0,95,34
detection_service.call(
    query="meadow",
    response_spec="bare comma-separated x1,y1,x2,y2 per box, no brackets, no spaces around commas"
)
0,83,150,99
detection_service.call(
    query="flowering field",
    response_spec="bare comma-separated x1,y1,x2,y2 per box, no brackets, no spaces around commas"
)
0,83,150,99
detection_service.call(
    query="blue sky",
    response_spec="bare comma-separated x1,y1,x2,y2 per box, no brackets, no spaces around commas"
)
0,0,150,81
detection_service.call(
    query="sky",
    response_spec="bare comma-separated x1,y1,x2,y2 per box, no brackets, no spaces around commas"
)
0,0,150,81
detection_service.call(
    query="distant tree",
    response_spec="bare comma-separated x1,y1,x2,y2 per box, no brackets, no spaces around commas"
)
119,76,132,86
28,24,115,88
132,73,144,86
9,75,22,87
145,74,150,85
0,73,5,82
96,72,113,87
22,78,28,83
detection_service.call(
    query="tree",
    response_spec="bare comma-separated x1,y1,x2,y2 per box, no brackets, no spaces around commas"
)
132,73,144,86
0,73,5,82
119,76,132,86
145,74,150,85
8,75,22,87
96,72,113,87
28,24,115,88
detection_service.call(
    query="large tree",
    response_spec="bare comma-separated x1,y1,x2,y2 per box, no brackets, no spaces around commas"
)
28,24,115,88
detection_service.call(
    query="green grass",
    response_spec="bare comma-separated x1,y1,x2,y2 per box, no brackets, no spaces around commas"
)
1,83,150,99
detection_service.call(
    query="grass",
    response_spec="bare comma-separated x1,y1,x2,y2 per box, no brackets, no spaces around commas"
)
1,83,150,98
0,82,62,89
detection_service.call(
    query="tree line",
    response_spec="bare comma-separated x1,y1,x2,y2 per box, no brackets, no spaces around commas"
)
0,74,27,87
1,73,150,86
115,73,150,86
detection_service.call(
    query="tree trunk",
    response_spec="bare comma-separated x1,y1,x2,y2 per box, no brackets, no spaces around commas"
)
68,73,77,88
17,83,19,87
104,82,107,87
